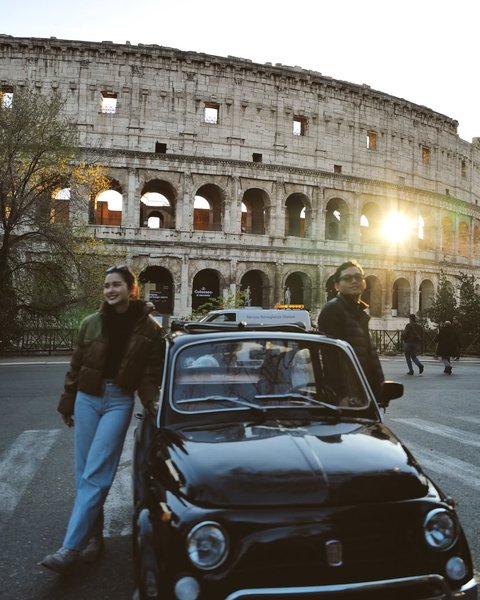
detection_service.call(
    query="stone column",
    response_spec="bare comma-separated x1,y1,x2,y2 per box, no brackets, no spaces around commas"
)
123,168,138,228
270,179,285,238
312,186,324,241
177,171,194,232
383,270,393,316
274,262,283,306
412,271,421,314
226,176,241,234
178,256,190,318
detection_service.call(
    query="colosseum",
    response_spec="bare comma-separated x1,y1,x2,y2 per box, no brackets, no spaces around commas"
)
1,34,480,327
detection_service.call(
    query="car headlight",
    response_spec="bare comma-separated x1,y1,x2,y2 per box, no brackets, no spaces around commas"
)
187,521,229,570
424,508,457,550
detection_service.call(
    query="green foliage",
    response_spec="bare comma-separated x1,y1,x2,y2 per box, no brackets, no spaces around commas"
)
0,87,109,347
455,272,480,334
423,270,480,335
423,271,457,326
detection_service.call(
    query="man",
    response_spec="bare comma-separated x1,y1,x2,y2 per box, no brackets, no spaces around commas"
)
317,260,384,400
402,314,424,375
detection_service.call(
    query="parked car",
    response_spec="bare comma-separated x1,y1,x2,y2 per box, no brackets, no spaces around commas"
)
198,308,312,330
132,322,477,600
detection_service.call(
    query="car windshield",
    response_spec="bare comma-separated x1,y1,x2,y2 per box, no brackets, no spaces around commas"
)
170,337,369,414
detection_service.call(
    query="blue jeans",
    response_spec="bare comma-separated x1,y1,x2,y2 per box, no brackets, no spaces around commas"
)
63,382,134,551
404,342,423,372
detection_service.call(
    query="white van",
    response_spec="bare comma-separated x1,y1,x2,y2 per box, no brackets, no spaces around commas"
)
199,307,312,330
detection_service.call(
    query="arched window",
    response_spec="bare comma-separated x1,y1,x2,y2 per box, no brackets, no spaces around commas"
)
93,188,123,226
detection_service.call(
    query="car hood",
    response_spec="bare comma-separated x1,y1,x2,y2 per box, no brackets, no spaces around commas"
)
153,421,430,507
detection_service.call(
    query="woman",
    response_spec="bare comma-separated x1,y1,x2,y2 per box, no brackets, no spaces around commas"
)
436,320,458,375
39,265,165,573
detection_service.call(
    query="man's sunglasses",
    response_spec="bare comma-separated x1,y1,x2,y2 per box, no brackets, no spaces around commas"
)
339,273,365,282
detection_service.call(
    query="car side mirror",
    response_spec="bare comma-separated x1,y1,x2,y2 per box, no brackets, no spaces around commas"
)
378,381,404,409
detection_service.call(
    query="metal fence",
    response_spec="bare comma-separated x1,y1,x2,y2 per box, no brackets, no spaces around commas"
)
1,327,479,356
0,328,79,355
370,330,480,356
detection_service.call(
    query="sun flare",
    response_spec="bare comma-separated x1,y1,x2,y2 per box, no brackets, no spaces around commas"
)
381,213,413,243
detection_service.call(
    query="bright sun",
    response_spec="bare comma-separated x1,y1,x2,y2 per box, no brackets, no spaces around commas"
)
381,213,413,243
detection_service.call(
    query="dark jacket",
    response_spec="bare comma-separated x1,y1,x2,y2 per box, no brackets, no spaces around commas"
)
57,300,165,417
402,322,423,345
436,325,459,358
317,294,384,400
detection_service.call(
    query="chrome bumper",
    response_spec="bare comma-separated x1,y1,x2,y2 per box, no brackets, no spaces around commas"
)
226,575,478,599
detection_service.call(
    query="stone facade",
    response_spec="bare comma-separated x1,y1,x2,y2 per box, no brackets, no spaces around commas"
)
1,35,480,326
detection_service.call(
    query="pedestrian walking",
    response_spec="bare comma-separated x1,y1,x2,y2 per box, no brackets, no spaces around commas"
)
435,320,458,375
39,265,165,574
317,260,384,400
452,316,464,360
402,314,424,375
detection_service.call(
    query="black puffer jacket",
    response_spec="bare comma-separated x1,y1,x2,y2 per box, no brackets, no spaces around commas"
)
58,300,165,417
317,294,384,400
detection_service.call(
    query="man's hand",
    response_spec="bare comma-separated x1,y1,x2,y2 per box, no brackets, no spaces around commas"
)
61,414,74,427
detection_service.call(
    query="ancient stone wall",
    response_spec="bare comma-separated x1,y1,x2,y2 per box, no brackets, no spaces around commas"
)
1,35,480,325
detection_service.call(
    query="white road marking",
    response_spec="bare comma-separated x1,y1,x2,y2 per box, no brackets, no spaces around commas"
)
104,426,135,537
0,429,61,526
404,442,480,491
391,418,480,448
0,425,137,538
453,415,480,427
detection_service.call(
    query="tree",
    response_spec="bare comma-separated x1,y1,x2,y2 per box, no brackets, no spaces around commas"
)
424,271,457,326
456,272,480,335
0,87,109,347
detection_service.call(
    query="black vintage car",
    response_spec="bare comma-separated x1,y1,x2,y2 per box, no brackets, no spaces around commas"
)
132,323,477,600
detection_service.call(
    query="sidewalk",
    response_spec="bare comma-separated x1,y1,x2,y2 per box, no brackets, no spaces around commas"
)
0,353,72,365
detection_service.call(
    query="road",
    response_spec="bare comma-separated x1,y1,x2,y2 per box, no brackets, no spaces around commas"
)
0,355,479,599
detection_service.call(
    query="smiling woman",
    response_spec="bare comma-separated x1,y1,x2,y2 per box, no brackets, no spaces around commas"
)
39,264,165,575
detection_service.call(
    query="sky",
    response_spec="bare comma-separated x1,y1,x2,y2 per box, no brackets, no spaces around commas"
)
2,0,479,142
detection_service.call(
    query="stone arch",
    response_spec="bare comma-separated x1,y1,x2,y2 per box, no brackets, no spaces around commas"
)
191,268,222,309
145,211,164,229
419,279,434,312
51,187,70,224
139,265,174,315
284,193,310,237
140,179,176,229
360,201,382,243
325,274,337,302
90,178,123,226
441,215,454,254
284,271,312,309
392,277,411,317
474,222,480,257
458,221,469,256
240,270,269,307
194,184,224,231
362,275,382,317
418,209,435,250
241,188,270,234
325,197,349,241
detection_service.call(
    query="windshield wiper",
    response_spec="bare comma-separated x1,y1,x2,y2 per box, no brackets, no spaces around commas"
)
176,396,266,412
253,393,341,415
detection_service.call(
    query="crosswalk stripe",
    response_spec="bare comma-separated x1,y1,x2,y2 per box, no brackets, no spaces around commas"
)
103,425,136,537
404,441,480,492
0,429,61,527
453,415,480,427
391,418,480,448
